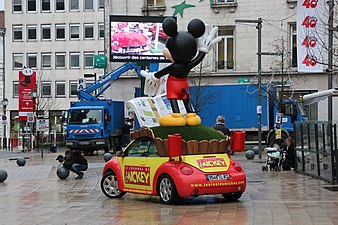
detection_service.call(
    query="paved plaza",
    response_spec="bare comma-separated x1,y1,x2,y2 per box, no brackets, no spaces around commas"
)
0,150,338,225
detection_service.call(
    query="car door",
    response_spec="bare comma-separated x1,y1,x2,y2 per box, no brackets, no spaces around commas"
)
120,138,152,194
145,140,168,193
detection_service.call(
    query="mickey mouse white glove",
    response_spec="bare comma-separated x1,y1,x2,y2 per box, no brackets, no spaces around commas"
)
198,27,222,53
140,70,160,97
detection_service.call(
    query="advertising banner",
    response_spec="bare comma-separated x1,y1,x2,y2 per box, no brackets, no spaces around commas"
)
37,119,49,132
19,68,37,121
110,16,174,62
297,0,324,72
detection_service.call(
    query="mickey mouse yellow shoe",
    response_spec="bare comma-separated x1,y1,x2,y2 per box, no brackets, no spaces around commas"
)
159,113,187,126
186,113,201,126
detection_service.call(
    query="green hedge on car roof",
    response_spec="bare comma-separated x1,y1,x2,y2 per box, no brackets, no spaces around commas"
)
151,125,227,142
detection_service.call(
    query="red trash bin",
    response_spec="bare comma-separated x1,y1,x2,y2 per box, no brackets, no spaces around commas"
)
230,131,246,152
10,137,19,148
167,134,183,158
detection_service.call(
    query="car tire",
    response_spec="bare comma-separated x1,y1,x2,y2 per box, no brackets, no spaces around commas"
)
222,192,243,201
158,175,180,204
101,172,126,198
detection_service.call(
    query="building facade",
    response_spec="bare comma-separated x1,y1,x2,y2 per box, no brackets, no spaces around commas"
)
104,0,337,122
4,0,105,137
3,0,338,142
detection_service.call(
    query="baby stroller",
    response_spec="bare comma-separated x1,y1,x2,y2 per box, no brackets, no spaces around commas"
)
262,139,285,171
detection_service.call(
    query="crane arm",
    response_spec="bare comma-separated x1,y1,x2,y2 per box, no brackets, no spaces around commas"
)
78,62,141,101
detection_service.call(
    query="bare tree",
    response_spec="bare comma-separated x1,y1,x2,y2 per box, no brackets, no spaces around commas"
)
35,70,59,117
189,61,219,117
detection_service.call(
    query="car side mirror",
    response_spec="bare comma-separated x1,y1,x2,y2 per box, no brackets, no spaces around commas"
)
116,151,124,157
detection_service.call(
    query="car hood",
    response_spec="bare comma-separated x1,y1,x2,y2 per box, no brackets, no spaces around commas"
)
180,154,231,173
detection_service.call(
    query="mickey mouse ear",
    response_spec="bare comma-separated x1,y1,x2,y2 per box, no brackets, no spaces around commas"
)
187,19,205,38
163,17,178,37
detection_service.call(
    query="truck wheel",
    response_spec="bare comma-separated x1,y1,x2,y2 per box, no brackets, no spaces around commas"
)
222,192,243,201
158,175,180,204
101,172,126,198
104,139,111,153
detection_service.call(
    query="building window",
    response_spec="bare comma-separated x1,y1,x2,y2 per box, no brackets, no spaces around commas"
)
41,0,50,11
13,0,22,12
55,81,66,97
41,24,51,40
69,81,78,97
99,23,104,39
56,0,65,11
70,24,80,39
84,0,94,10
84,52,94,68
13,82,19,98
84,24,94,39
70,52,80,68
147,0,165,7
13,25,23,41
55,24,66,40
13,53,24,69
41,52,52,69
27,53,37,69
70,0,79,10
290,23,297,68
41,81,52,97
99,0,104,9
27,25,37,41
217,26,234,70
55,52,66,68
27,0,36,12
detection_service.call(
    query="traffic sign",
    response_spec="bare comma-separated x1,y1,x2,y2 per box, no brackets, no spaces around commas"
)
27,112,34,123
77,79,86,91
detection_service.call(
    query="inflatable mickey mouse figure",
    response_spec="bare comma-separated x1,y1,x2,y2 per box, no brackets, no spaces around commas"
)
141,17,221,126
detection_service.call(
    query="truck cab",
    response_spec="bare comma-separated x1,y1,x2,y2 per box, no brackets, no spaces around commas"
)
278,99,307,132
66,100,124,154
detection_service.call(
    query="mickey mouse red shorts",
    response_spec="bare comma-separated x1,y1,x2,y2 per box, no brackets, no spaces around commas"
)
166,76,189,100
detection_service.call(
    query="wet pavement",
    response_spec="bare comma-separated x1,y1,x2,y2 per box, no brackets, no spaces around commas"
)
0,150,338,225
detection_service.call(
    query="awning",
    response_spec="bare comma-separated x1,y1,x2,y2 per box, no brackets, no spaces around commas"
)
302,89,338,105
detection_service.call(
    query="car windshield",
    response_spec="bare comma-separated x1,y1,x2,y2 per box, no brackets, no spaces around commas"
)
68,109,103,124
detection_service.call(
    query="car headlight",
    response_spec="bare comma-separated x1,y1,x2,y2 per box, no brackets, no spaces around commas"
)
66,141,73,146
96,141,106,145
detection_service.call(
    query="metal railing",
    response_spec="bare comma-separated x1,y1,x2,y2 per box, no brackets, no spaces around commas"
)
5,133,66,151
294,121,338,184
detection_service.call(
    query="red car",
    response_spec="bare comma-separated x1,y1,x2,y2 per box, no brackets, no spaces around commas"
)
101,129,246,204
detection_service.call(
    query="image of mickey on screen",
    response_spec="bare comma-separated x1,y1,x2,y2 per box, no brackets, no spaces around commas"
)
141,17,221,127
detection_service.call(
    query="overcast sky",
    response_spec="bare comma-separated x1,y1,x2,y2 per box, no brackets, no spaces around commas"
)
0,0,4,10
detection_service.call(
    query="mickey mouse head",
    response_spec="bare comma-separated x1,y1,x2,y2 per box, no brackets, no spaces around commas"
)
162,17,205,63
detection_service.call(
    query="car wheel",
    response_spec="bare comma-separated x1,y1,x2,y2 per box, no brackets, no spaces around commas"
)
222,192,243,201
158,175,179,204
101,172,126,198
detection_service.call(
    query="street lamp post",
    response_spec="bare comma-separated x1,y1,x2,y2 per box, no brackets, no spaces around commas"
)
30,89,40,156
2,98,8,150
1,27,7,150
235,18,263,159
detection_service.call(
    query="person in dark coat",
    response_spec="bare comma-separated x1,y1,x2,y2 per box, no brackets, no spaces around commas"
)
121,118,134,147
57,150,88,179
212,116,231,136
282,137,295,171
